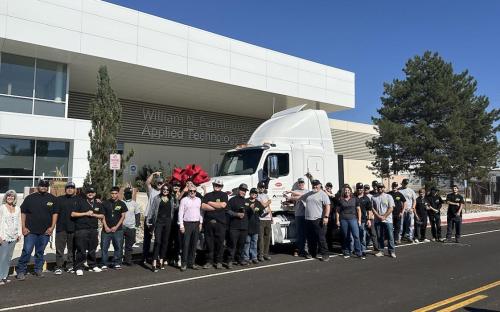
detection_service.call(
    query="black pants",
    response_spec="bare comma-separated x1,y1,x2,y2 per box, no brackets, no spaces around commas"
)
204,220,226,264
227,228,248,263
446,215,462,240
181,222,200,266
74,229,98,270
428,212,441,239
305,219,328,257
415,214,428,240
55,231,75,270
167,219,181,263
153,221,171,260
393,214,402,240
367,221,380,251
258,220,272,258
123,227,136,264
142,219,152,261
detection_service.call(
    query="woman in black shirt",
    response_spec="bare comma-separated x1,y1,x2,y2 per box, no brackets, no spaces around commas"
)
335,185,363,259
146,185,175,272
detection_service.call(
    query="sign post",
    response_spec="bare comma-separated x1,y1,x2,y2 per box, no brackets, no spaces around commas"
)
109,153,121,186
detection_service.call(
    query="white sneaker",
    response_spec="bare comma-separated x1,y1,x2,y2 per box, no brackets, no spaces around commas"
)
54,269,62,275
375,251,384,257
100,266,108,271
413,239,419,243
92,267,102,273
390,252,397,258
423,239,430,242
76,270,83,276
430,238,436,242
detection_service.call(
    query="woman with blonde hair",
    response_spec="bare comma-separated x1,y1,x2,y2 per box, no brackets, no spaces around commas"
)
0,190,22,285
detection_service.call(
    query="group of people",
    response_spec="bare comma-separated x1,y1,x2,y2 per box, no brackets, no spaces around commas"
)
308,178,465,260
0,180,141,284
0,174,464,285
142,172,273,271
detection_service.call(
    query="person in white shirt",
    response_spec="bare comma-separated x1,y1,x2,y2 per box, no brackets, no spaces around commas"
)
0,190,22,285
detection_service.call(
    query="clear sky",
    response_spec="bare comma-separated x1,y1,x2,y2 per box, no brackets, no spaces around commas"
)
106,0,500,125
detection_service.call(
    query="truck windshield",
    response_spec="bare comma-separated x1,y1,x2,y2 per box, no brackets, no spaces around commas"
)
218,149,264,176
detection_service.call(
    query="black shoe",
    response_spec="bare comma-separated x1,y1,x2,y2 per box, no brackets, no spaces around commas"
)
455,238,460,243
190,265,200,270
215,263,223,269
320,255,330,262
305,254,312,259
263,256,271,261
239,261,249,266
251,259,259,264
257,256,264,262
226,263,233,269
33,271,44,278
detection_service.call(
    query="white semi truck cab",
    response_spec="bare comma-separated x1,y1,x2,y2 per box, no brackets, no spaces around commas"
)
202,105,338,243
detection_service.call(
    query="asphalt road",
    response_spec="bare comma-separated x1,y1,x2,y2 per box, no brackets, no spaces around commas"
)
1,221,500,312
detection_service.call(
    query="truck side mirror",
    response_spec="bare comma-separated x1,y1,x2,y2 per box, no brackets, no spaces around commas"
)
267,155,279,179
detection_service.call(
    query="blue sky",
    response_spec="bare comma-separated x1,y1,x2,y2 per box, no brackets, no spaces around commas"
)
107,0,500,125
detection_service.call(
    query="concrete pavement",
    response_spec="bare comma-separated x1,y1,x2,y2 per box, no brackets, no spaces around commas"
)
1,220,500,312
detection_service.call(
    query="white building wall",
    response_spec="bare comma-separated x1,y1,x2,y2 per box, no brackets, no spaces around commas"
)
0,0,354,109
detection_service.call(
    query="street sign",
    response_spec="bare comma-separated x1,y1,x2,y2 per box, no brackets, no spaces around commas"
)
110,154,121,170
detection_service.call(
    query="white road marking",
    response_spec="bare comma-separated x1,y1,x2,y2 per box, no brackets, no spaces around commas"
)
1,228,499,311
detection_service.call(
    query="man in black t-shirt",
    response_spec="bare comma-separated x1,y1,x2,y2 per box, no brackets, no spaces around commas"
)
426,187,444,241
201,179,228,269
16,179,57,280
355,183,379,256
53,182,78,275
225,184,250,268
445,185,465,243
243,188,264,264
388,182,406,244
100,186,128,270
71,186,104,276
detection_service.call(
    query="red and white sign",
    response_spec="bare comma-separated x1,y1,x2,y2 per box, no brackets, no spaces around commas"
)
274,182,283,187
109,153,121,170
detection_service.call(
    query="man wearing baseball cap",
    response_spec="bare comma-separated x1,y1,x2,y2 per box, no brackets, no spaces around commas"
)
226,183,250,268
388,182,406,244
53,181,78,275
201,179,228,269
399,178,417,243
371,183,396,258
257,181,272,261
285,177,309,257
16,179,58,280
300,180,331,261
142,172,164,264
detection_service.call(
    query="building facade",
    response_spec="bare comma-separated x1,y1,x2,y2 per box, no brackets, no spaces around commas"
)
0,0,378,193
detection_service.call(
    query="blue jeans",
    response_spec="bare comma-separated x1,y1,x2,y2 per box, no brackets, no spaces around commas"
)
101,230,124,267
0,240,17,279
243,234,258,261
16,234,50,274
359,222,367,253
402,211,414,240
375,222,395,253
295,216,306,255
340,219,362,256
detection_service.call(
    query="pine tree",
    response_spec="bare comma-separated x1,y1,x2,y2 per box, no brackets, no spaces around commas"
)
368,51,499,187
84,66,124,197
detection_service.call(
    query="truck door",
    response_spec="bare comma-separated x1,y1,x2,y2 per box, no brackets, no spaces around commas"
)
263,152,292,208
307,156,324,184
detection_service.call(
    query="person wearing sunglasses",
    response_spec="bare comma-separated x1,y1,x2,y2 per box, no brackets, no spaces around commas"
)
147,185,175,272
201,179,228,269
53,182,78,275
178,185,203,271
142,172,164,264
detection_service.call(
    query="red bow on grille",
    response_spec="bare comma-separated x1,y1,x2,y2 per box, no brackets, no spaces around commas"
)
170,164,210,187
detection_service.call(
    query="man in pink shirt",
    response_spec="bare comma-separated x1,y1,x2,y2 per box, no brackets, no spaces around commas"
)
178,185,203,271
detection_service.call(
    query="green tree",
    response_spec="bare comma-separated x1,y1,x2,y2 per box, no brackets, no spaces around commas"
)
84,66,133,197
368,51,499,187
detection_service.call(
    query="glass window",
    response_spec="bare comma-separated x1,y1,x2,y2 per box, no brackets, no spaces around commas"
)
35,59,67,102
0,177,34,193
218,149,264,176
35,140,70,177
0,95,33,114
34,100,65,117
263,153,290,177
0,53,35,97
0,138,34,176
